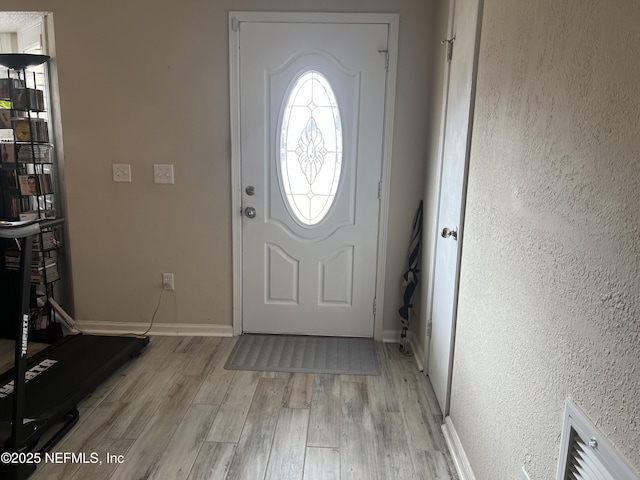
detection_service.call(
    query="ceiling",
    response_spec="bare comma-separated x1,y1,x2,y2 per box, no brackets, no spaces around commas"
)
0,12,46,33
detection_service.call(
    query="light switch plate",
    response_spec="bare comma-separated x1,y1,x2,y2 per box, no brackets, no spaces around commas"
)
154,164,174,184
113,164,132,183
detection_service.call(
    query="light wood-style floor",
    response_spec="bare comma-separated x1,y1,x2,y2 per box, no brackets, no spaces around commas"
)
6,336,457,480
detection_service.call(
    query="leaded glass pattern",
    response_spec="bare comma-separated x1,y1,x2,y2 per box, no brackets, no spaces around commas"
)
280,70,343,226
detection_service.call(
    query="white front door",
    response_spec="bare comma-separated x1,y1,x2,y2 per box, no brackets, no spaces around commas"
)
428,0,483,413
234,16,391,337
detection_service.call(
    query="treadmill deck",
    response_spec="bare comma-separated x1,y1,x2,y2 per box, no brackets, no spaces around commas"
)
0,333,149,448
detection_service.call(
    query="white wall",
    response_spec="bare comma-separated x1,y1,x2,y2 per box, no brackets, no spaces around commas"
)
1,0,439,335
0,33,17,52
449,0,640,477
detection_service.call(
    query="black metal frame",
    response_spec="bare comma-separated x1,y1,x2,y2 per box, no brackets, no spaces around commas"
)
0,218,62,454
1,54,62,343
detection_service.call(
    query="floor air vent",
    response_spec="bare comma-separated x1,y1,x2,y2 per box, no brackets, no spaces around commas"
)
557,399,639,480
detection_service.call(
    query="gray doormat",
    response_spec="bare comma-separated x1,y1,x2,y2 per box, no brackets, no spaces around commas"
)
224,334,380,376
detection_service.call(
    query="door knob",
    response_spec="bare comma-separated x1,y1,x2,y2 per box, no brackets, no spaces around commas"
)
244,207,256,219
441,227,458,240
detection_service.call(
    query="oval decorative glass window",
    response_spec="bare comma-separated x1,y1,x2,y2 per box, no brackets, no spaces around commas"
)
279,70,343,226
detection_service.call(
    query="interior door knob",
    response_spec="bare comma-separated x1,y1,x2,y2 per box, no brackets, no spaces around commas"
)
441,227,458,240
244,206,256,219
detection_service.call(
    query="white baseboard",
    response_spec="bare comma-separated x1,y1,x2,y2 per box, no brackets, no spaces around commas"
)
408,330,426,372
442,416,476,480
75,320,234,337
382,329,426,371
382,329,401,343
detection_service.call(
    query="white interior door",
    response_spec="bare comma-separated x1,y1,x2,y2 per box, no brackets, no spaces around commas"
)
236,18,390,337
428,0,483,414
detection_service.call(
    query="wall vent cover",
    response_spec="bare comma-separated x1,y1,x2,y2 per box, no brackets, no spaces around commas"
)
557,399,639,480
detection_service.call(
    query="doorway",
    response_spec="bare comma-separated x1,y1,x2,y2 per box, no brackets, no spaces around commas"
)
229,13,399,338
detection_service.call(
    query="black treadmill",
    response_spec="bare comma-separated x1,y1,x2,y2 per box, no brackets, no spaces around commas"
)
0,219,149,480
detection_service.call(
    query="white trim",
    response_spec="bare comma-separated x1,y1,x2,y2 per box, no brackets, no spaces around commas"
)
229,13,243,337
75,320,234,337
382,329,400,343
408,329,426,372
228,11,399,24
424,0,456,367
374,13,399,341
442,416,476,480
229,12,399,341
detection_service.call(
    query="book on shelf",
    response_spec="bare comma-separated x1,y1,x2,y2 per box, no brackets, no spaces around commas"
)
31,262,59,284
1,168,18,189
13,118,49,142
4,194,55,220
1,142,15,163
17,143,51,162
5,244,58,262
7,195,31,218
32,310,50,331
0,109,10,129
9,88,45,111
5,249,55,262
18,210,56,222
0,110,28,130
33,231,59,251
0,78,25,100
4,249,59,284
18,173,53,196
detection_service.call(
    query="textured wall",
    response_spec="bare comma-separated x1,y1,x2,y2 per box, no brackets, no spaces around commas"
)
449,0,640,478
1,0,437,332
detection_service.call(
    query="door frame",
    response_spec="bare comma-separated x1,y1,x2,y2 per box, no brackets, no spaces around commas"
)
229,11,399,338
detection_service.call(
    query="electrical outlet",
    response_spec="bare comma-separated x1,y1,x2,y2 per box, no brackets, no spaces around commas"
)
162,273,174,290
154,164,174,184
113,164,132,182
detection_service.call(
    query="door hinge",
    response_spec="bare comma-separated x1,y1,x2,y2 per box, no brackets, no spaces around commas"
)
373,297,377,316
231,17,240,32
441,37,455,62
378,48,389,71
378,182,382,200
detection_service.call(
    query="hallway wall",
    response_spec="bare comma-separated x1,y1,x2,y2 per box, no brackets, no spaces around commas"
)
449,0,640,477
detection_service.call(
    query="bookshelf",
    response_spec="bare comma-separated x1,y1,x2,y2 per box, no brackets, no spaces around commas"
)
0,53,63,343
